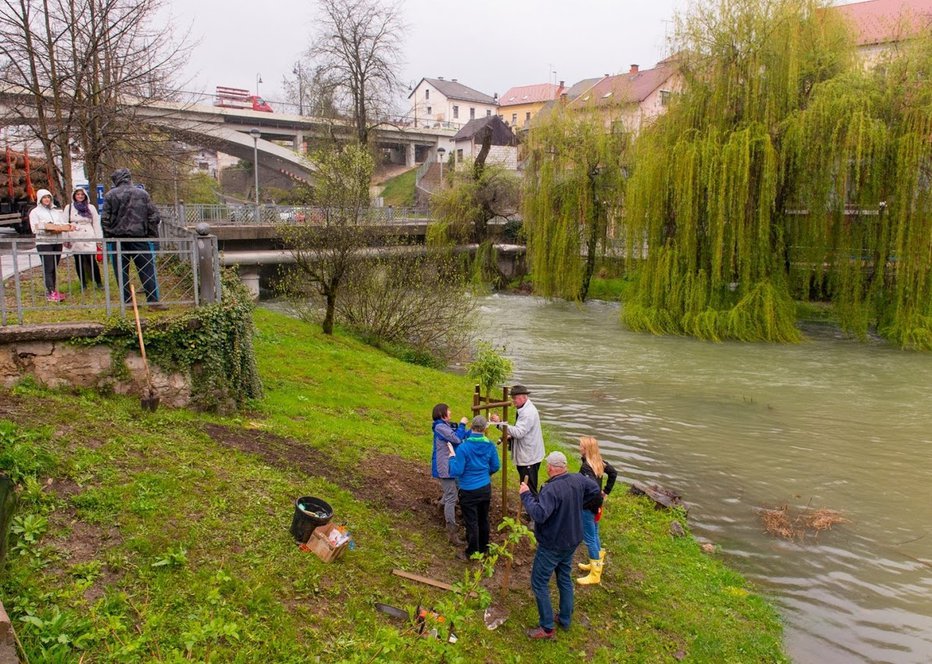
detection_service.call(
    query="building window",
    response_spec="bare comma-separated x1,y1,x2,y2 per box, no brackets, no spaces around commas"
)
426,106,432,116
425,88,429,100
453,105,459,119
511,113,517,124
660,90,671,106
525,111,531,123
486,109,491,117
457,149,463,161
470,107,475,119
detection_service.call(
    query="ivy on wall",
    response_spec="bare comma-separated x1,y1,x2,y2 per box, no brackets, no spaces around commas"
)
83,271,262,410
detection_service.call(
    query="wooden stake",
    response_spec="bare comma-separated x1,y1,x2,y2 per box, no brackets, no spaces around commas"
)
501,385,510,516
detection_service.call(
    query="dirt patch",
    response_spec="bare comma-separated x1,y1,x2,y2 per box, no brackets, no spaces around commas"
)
202,423,534,569
47,506,122,564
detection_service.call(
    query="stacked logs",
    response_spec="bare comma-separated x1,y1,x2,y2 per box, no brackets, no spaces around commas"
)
2,148,53,205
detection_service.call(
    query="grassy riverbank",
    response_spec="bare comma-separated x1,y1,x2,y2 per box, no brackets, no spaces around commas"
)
0,308,787,662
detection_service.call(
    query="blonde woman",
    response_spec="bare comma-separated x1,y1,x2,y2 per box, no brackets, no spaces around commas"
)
577,436,618,585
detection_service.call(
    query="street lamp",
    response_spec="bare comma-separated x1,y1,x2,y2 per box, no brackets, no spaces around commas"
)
249,128,261,215
293,64,304,115
437,147,446,186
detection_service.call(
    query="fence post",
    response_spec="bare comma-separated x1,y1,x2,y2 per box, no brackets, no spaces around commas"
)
195,223,218,304
179,199,186,226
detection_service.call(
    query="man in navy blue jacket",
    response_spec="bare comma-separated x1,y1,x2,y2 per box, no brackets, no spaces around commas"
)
520,451,602,639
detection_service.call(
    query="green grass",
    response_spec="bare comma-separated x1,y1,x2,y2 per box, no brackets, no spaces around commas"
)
380,168,417,207
0,308,787,662
586,276,636,302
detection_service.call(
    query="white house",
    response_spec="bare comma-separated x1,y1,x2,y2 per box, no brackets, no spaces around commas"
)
408,77,498,128
451,115,518,171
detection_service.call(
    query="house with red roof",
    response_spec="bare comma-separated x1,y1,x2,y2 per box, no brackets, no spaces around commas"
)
567,60,682,134
498,82,564,129
833,0,932,66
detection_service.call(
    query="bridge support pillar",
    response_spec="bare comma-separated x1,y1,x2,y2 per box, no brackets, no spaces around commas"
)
293,132,306,153
238,265,261,300
405,143,415,167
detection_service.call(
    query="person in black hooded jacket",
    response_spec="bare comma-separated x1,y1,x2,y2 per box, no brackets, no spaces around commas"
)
101,168,164,307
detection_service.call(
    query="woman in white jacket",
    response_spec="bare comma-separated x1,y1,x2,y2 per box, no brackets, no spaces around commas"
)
29,188,73,301
63,187,103,289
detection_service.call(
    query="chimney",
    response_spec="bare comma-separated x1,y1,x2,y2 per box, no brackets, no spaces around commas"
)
559,80,564,87
452,78,457,82
438,76,444,80
630,64,639,74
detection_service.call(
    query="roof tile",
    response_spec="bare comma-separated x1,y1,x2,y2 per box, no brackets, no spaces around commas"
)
834,0,932,45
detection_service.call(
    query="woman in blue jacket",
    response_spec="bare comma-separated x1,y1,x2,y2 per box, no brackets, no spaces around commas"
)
431,403,468,545
449,415,501,558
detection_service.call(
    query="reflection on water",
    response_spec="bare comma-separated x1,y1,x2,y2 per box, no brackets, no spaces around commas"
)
477,294,932,664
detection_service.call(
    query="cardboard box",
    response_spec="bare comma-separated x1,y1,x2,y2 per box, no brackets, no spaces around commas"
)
305,523,349,563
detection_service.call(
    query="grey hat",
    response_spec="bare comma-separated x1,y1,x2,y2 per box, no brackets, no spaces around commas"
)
471,415,488,431
545,451,567,468
510,384,530,396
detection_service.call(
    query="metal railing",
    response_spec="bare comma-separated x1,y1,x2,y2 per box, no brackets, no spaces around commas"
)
156,203,432,226
1,223,220,325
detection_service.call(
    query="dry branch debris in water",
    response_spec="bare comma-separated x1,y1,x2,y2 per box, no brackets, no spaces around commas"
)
760,504,849,540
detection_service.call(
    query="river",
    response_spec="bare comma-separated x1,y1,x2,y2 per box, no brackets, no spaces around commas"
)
475,294,932,664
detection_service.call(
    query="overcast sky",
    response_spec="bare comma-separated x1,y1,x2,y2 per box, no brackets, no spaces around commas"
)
165,0,863,110
165,0,688,108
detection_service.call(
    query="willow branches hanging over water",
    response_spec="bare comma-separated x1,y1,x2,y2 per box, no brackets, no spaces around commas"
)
525,0,932,349
523,111,629,300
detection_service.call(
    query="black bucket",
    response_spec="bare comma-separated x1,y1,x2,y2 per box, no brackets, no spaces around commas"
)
290,496,333,543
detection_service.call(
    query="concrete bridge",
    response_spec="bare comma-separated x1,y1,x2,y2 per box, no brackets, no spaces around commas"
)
0,88,456,183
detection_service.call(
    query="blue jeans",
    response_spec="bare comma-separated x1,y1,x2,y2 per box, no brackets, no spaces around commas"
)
581,509,601,559
108,241,160,303
530,545,575,630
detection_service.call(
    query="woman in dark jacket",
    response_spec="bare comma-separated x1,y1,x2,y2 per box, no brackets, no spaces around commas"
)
430,403,468,545
577,436,617,585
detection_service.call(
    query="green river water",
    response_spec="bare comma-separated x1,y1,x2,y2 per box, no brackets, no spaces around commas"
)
477,294,932,664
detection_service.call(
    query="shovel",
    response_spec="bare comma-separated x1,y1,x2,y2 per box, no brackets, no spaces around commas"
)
129,286,160,412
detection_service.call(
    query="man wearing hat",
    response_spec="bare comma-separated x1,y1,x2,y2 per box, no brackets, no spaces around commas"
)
490,384,545,495
520,451,602,639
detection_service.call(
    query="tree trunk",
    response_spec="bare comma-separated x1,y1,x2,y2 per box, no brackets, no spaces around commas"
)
323,293,336,335
580,170,600,301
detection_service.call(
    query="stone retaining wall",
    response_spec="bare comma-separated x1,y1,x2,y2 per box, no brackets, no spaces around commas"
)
0,324,191,407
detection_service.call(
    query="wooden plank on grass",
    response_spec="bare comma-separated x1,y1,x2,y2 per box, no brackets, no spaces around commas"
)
391,569,454,591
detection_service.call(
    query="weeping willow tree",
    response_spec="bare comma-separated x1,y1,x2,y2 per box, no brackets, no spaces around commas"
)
618,0,932,348
524,110,629,300
782,37,932,349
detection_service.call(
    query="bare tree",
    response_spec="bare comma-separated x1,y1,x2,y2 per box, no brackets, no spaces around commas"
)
306,0,404,144
282,60,340,119
278,143,375,334
0,0,190,196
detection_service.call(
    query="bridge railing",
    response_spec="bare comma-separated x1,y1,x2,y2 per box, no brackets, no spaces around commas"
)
156,204,432,225
0,222,221,325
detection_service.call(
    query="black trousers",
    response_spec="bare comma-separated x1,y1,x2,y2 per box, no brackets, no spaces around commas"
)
458,484,491,556
37,243,62,294
516,462,541,495
74,253,102,288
